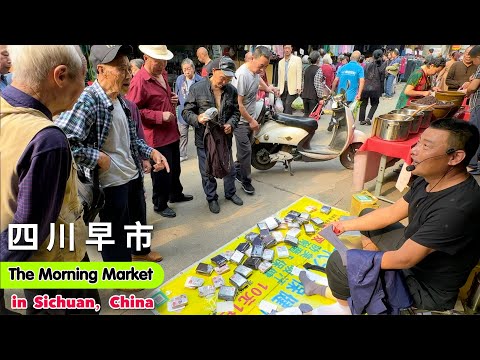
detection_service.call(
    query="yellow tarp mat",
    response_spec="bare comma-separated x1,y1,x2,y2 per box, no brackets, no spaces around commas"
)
152,196,352,315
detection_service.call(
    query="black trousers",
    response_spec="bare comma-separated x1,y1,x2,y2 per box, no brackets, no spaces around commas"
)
359,95,380,123
326,208,406,300
302,98,318,117
99,176,150,261
281,84,296,115
151,140,183,211
24,253,101,315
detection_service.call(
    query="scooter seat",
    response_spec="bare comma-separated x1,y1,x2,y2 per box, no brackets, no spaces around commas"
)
275,114,318,132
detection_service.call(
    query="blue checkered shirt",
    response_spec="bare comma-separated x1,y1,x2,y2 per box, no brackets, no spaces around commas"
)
55,81,153,182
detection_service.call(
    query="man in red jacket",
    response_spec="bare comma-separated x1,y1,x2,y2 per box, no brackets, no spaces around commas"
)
127,45,193,218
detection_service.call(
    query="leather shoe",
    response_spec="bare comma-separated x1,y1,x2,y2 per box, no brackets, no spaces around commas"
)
169,194,194,203
208,200,220,214
226,194,243,206
132,250,163,262
154,206,176,218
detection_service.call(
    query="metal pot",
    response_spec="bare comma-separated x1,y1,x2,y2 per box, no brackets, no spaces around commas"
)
389,109,423,134
404,104,433,128
375,114,413,142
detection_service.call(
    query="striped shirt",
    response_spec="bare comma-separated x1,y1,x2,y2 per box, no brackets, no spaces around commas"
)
470,66,480,109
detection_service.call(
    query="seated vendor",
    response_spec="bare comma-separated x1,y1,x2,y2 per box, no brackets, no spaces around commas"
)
294,118,480,315
395,57,446,109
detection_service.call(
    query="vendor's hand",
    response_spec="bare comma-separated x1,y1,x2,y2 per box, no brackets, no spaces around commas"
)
355,93,361,100
329,221,346,235
249,119,259,132
97,151,111,171
198,113,210,125
163,111,175,122
151,149,170,173
142,159,152,174
223,123,232,134
432,86,441,92
459,82,470,91
424,91,431,97
171,94,179,106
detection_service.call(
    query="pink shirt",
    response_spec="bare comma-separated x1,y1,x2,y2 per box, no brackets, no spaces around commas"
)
126,67,180,148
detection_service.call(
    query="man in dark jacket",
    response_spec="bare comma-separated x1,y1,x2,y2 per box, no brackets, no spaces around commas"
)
182,56,243,214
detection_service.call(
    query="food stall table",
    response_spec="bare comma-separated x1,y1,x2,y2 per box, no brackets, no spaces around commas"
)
353,130,424,203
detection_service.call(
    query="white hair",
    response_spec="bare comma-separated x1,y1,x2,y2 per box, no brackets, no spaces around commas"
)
323,54,333,65
7,45,83,88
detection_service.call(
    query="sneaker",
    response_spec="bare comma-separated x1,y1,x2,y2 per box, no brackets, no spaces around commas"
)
208,200,220,214
365,118,372,125
226,194,243,206
241,182,255,195
132,250,163,262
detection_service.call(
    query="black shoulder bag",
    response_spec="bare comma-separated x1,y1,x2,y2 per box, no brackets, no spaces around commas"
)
77,88,105,225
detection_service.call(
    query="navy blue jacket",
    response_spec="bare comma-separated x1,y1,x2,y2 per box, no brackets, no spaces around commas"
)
347,249,413,315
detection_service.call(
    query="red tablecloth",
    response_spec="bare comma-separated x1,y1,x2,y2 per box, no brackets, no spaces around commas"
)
358,131,423,165
352,130,423,192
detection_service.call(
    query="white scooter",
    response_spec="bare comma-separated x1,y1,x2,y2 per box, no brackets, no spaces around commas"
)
252,87,367,175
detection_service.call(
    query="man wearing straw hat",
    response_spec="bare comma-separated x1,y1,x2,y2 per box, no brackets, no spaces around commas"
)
127,45,194,219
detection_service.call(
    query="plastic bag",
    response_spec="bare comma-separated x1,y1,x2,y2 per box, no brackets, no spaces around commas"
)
275,98,284,113
349,99,361,120
292,95,304,110
323,98,333,114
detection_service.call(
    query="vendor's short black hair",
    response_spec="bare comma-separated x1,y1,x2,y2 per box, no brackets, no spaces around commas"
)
430,118,480,166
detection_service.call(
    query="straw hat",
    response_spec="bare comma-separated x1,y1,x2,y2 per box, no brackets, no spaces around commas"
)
138,45,173,60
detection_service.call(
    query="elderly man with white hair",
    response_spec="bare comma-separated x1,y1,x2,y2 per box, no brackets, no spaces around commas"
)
1,45,101,314
56,45,169,264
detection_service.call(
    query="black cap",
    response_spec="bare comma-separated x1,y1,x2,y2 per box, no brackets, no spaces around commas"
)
209,56,237,78
89,45,133,69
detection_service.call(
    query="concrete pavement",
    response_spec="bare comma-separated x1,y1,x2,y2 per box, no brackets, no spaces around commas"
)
0,82,415,315
95,82,409,314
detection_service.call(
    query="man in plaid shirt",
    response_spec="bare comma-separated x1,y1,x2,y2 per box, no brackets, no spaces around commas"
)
56,45,169,263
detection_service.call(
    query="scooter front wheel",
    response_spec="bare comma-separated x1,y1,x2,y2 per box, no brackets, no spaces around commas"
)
340,142,363,170
251,143,277,170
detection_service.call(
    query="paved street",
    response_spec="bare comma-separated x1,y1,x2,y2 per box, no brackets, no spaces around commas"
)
93,83,409,314
0,82,426,315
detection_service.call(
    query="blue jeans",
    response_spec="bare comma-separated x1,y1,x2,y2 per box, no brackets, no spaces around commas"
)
468,106,480,168
385,74,395,97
